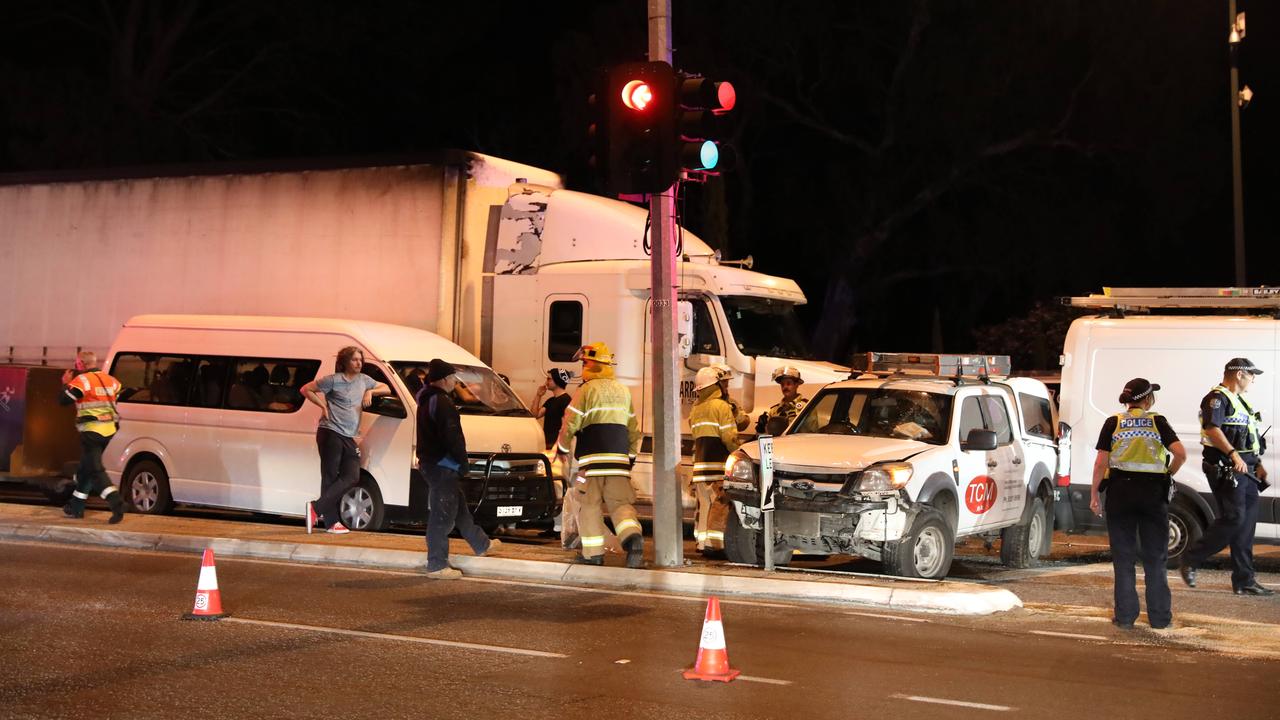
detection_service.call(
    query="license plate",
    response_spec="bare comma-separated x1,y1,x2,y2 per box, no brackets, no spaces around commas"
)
496,505,523,517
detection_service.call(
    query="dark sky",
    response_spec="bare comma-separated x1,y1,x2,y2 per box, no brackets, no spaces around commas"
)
2,1,1276,366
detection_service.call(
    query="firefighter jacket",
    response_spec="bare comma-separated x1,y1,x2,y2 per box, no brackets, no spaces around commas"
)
1109,409,1171,475
691,386,741,483
61,370,121,437
756,394,809,435
557,375,641,479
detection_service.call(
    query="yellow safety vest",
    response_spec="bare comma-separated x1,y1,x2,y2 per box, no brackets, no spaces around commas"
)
1109,409,1170,474
1200,384,1261,454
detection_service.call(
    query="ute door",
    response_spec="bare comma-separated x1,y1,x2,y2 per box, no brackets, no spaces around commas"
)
976,390,1027,527
954,392,1001,532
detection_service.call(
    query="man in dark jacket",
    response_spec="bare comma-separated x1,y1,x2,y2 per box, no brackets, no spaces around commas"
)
417,358,497,579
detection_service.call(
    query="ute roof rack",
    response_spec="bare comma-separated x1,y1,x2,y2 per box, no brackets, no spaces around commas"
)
1063,287,1280,316
850,352,1011,384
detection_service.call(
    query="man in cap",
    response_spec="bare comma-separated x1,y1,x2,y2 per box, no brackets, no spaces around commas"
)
756,366,809,436
556,342,645,568
1180,358,1274,595
417,358,498,579
1089,378,1186,629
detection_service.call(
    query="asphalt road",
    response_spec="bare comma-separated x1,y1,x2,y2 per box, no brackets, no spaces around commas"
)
1,543,1276,720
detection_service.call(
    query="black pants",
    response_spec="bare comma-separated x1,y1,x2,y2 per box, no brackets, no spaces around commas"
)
68,431,123,513
315,427,360,527
1105,476,1171,627
1185,461,1260,589
422,464,490,571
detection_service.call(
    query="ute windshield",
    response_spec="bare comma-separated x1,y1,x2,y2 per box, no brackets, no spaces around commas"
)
391,361,531,417
720,296,810,359
789,387,953,444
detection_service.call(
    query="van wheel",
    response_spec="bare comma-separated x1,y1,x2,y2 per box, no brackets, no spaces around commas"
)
340,478,385,531
883,507,954,579
1165,500,1203,568
1001,496,1048,569
723,510,792,567
123,459,173,515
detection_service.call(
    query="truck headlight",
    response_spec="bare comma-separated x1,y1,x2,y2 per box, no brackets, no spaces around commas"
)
725,451,756,485
850,463,913,492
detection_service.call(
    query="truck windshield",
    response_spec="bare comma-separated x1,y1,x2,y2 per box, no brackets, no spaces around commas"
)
789,387,953,444
391,362,531,417
719,296,810,359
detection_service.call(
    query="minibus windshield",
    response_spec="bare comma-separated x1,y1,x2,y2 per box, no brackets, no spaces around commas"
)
392,362,531,417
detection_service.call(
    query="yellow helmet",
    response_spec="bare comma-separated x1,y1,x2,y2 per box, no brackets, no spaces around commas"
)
576,341,615,366
694,366,722,391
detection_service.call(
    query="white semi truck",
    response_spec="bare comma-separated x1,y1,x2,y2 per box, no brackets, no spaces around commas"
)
0,151,847,502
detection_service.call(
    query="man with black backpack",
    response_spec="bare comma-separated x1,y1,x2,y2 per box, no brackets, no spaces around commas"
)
417,358,498,579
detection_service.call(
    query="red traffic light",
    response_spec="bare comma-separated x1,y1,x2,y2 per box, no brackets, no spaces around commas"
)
621,80,654,111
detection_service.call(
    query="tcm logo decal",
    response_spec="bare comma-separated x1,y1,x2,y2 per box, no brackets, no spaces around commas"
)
965,476,998,514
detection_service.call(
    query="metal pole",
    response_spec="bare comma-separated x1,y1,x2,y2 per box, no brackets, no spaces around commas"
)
1229,0,1246,286
648,0,683,568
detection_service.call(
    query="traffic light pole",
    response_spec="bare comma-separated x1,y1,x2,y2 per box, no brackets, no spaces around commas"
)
648,0,683,568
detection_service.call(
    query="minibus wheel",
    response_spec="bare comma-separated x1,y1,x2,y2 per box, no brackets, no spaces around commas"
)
123,459,173,515
340,477,385,531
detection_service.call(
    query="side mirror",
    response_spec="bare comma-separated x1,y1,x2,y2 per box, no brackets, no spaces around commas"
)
963,428,998,452
1057,421,1072,443
367,396,407,419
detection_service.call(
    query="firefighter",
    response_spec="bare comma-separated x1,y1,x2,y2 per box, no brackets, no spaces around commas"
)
711,363,751,431
690,366,741,554
58,351,126,523
755,366,809,436
555,342,644,568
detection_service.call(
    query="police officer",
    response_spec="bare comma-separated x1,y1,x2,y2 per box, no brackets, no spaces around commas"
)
1089,378,1185,629
556,342,644,568
1179,358,1274,596
58,351,127,523
755,366,809,436
690,366,741,555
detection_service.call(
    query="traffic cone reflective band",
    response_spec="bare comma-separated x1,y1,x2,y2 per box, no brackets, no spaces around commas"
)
183,548,228,620
683,596,740,682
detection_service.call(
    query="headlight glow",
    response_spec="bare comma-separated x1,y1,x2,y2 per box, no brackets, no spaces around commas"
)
853,463,913,492
725,451,756,484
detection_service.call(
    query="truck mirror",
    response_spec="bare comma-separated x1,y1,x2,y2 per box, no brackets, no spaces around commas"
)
963,428,998,452
1057,421,1072,442
677,301,694,359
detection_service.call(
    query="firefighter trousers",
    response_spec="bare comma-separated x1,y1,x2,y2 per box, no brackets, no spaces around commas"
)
576,474,640,559
693,480,729,551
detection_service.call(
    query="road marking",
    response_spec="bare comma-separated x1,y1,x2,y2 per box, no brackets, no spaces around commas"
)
892,694,1014,711
223,617,567,658
739,674,793,686
1030,630,1109,641
984,562,1112,581
844,611,928,623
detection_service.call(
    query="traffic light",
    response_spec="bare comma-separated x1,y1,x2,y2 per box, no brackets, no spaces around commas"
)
675,74,736,176
599,61,676,195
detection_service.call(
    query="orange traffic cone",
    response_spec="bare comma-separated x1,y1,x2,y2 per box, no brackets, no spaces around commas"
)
683,596,740,682
183,548,228,620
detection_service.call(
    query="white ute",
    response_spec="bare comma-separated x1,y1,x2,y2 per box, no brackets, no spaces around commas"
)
722,353,1061,579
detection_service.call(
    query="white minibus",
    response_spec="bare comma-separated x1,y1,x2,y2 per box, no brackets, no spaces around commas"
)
103,315,556,531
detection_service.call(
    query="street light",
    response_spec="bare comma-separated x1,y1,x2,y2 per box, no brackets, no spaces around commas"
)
1228,3,1248,285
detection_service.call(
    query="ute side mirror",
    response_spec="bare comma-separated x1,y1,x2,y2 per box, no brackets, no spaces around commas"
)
963,428,998,452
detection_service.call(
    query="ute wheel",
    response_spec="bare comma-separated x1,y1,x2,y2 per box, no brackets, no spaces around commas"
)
1164,499,1204,568
339,477,386,531
723,510,792,567
883,507,954,579
1001,496,1048,568
123,459,174,515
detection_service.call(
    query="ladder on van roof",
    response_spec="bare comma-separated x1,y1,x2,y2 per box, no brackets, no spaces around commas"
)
1064,287,1280,313
852,352,1012,381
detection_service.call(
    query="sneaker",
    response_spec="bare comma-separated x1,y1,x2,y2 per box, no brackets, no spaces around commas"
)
305,502,317,535
426,567,463,580
480,538,502,556
326,522,350,535
1178,562,1197,588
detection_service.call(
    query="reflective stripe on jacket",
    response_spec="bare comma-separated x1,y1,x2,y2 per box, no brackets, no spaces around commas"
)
1200,384,1261,453
690,387,740,483
67,371,121,436
557,377,641,477
1109,409,1170,474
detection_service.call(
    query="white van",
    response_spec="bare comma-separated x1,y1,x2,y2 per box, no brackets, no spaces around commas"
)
102,315,556,531
1057,290,1280,563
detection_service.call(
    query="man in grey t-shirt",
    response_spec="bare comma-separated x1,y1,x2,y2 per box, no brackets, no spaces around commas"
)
300,346,390,534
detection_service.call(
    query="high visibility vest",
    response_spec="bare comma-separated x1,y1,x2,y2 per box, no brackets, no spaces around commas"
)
690,389,740,483
556,378,641,478
1200,384,1261,454
68,371,121,437
1109,409,1170,474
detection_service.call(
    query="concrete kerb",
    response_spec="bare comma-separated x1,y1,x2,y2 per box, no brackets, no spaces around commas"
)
0,520,1021,615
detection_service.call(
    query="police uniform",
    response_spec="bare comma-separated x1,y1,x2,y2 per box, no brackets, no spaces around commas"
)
690,380,741,553
59,366,127,522
1095,382,1180,629
1181,359,1273,594
756,395,809,436
557,343,644,567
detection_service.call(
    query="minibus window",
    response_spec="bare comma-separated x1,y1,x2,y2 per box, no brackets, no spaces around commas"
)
227,358,319,412
191,357,231,408
112,353,197,406
361,363,407,418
